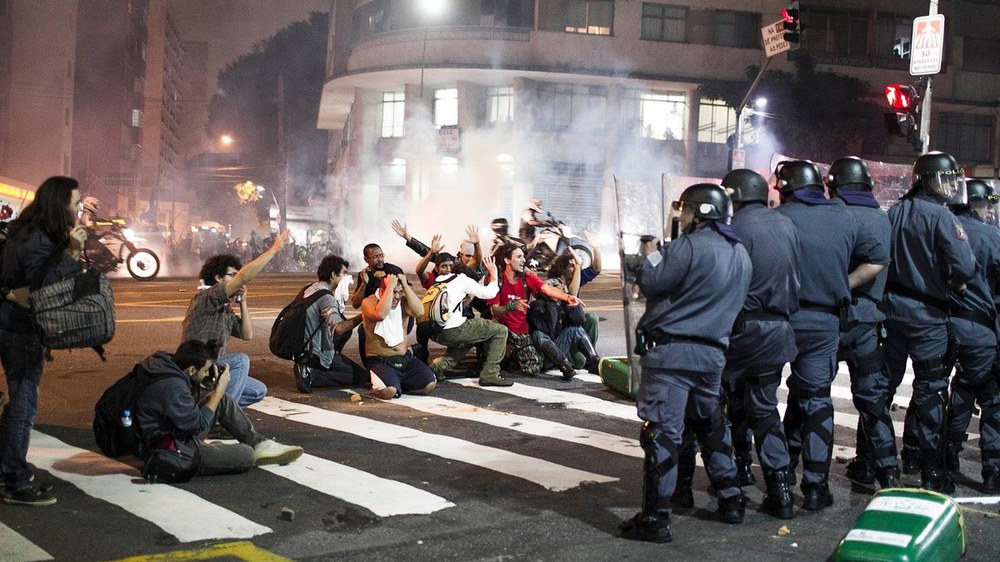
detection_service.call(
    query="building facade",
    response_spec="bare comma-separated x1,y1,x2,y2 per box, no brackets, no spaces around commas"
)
318,0,1000,242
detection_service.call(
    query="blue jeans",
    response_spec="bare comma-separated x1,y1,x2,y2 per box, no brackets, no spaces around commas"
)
217,352,266,408
0,330,45,492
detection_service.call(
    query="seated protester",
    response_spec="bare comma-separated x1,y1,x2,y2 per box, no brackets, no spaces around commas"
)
488,244,582,379
530,275,602,381
294,254,368,393
415,236,452,289
349,243,404,365
428,255,510,387
134,340,303,480
362,274,437,400
391,221,484,281
548,251,600,369
181,230,290,408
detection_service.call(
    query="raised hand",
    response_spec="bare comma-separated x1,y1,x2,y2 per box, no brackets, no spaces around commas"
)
465,224,480,245
391,220,409,240
430,234,445,254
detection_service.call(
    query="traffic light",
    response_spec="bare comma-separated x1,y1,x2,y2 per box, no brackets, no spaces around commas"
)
884,83,922,152
782,2,801,46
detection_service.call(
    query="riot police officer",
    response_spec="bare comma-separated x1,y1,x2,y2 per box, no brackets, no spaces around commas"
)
943,178,1000,492
620,183,750,543
775,160,887,510
717,169,800,519
884,151,976,493
826,156,900,490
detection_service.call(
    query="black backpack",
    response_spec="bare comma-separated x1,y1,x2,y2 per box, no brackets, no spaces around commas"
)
93,364,173,458
269,285,333,361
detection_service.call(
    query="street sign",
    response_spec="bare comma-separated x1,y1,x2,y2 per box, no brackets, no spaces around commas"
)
732,148,746,169
910,14,945,76
761,20,791,57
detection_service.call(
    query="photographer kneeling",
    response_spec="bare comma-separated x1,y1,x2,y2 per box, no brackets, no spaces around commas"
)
134,340,303,482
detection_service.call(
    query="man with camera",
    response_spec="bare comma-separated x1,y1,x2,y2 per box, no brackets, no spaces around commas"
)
133,339,303,481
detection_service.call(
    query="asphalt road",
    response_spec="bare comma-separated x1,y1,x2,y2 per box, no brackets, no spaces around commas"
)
2,273,999,561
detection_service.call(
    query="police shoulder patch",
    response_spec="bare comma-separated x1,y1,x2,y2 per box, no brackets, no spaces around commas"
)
954,222,968,241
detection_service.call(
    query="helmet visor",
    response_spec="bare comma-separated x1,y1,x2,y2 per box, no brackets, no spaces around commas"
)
926,170,967,204
974,179,1000,227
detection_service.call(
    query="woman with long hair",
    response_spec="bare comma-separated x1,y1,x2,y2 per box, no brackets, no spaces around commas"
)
0,176,87,506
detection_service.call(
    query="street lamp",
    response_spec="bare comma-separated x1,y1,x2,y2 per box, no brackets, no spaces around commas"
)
418,0,447,99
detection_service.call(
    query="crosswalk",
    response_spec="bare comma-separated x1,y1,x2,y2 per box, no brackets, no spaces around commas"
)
2,362,989,561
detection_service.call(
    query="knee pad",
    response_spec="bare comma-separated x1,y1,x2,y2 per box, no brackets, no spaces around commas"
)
687,409,729,453
913,355,947,382
641,422,677,476
749,410,784,444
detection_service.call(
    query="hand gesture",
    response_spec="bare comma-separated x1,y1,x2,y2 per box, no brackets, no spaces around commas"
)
566,295,584,307
465,224,480,245
483,254,498,279
391,220,409,240
514,298,529,313
358,269,369,287
430,234,445,254
385,273,398,289
272,229,291,252
69,225,87,251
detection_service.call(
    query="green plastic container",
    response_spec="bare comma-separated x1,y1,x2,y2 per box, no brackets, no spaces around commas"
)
831,488,966,562
598,357,636,399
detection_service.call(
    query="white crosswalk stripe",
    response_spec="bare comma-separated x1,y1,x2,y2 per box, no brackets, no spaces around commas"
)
249,397,619,491
0,521,52,562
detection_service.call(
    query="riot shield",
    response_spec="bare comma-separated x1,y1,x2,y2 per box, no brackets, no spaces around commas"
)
603,175,668,398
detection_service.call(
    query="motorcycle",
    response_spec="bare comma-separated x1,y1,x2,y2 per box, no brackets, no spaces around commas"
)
84,218,161,280
523,215,593,273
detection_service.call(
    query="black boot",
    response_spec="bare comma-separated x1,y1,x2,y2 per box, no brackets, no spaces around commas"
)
575,335,602,375
982,466,1000,493
762,469,794,520
875,465,900,490
718,492,747,524
735,453,756,487
539,340,576,381
845,456,876,485
671,453,696,509
622,423,673,543
945,442,962,474
921,466,955,494
294,363,312,394
801,481,834,511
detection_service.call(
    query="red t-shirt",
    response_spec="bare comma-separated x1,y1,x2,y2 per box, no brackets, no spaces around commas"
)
489,272,544,335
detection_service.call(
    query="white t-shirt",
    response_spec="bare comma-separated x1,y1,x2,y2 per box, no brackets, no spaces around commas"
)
440,273,498,330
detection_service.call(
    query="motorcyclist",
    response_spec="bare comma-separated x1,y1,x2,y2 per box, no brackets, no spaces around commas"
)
519,197,549,245
79,196,118,266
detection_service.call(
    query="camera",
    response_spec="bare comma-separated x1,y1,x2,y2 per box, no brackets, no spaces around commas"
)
200,363,221,391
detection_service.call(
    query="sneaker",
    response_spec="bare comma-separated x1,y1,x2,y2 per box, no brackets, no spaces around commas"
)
253,439,304,466
4,487,57,506
480,373,514,387
294,363,312,394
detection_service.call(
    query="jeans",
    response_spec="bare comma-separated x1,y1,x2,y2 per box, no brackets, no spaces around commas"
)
217,352,266,408
0,329,45,492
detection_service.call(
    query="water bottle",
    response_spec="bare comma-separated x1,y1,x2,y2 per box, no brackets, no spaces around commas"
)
121,409,132,428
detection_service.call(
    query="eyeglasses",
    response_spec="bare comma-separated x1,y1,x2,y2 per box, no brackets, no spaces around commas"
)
368,253,384,260
224,269,238,277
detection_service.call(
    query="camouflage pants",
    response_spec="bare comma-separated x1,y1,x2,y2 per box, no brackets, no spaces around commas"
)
507,332,542,376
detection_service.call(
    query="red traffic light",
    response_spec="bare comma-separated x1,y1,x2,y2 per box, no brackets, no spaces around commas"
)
782,8,799,25
884,84,916,111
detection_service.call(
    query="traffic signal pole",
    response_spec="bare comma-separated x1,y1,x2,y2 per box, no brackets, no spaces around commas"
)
919,0,939,154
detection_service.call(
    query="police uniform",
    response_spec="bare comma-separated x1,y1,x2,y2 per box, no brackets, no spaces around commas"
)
777,181,885,509
944,207,1000,489
884,193,976,491
622,185,750,543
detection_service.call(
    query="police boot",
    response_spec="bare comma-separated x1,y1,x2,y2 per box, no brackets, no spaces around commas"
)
921,465,955,495
293,363,312,394
801,481,834,511
538,340,576,381
982,466,1000,493
875,465,900,490
621,426,672,543
845,456,876,485
671,453,696,509
718,492,747,524
735,453,756,487
901,448,922,485
761,469,794,520
945,442,962,475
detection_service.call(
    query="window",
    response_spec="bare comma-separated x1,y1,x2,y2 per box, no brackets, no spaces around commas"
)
963,37,1000,73
434,88,458,128
697,99,736,144
481,0,535,28
803,8,869,56
533,83,606,133
641,3,686,42
712,11,759,49
639,93,686,140
381,91,405,138
353,0,387,40
938,112,993,165
564,0,613,35
488,86,514,123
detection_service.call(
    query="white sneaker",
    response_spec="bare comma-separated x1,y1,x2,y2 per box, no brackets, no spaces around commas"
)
253,439,303,466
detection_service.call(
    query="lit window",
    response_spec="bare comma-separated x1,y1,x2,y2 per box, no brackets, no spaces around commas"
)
434,88,458,128
488,86,514,123
639,93,686,140
381,91,405,138
697,99,735,144
131,109,143,128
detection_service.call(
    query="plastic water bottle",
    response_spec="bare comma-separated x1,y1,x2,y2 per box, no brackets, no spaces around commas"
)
121,409,132,428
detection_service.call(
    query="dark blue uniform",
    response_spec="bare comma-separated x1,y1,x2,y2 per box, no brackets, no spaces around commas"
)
944,211,1000,479
778,193,885,495
636,224,751,512
834,195,898,477
884,194,976,483
722,203,800,476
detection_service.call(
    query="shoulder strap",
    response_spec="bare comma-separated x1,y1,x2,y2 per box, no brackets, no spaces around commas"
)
30,242,69,290
300,287,334,350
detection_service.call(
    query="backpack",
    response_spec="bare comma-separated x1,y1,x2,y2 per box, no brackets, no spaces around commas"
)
527,297,563,336
420,274,459,330
93,364,171,458
269,285,333,361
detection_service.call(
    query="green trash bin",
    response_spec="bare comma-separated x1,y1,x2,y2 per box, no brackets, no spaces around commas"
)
831,488,966,562
598,356,636,399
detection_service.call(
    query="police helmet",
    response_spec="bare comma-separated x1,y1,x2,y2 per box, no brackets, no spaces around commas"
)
774,160,823,193
675,183,733,223
82,196,101,214
827,156,873,191
912,151,966,204
967,179,994,202
491,217,509,236
721,169,769,204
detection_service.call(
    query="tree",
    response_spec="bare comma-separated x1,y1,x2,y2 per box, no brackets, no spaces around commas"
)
206,11,330,208
701,54,885,164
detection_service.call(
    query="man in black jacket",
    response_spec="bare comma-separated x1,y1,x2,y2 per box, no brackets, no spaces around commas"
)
133,340,303,479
